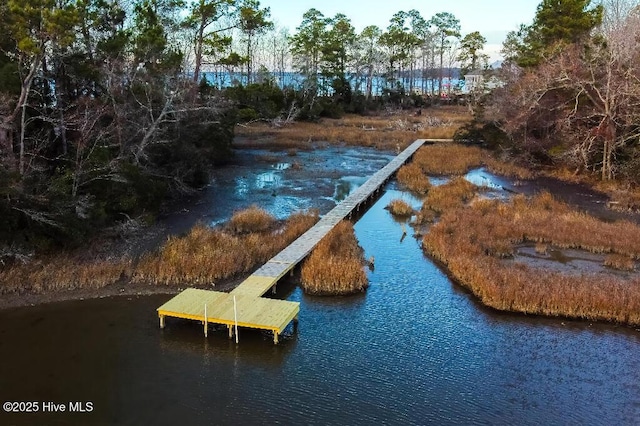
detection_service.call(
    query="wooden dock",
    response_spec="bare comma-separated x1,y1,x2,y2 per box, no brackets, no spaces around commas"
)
157,139,436,343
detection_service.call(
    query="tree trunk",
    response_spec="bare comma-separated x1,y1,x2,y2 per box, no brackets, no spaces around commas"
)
19,102,28,176
0,120,16,171
193,23,205,83
246,34,252,85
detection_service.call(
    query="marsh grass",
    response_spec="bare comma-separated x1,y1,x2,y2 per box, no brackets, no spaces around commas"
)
300,220,368,295
396,163,431,193
0,256,132,295
387,199,414,217
607,189,640,213
422,177,478,213
535,243,549,255
0,208,319,294
235,107,470,151
227,205,276,234
134,210,318,286
422,194,640,325
604,254,636,271
409,144,532,178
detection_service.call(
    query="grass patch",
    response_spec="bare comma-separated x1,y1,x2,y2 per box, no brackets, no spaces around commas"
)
604,254,636,271
134,210,318,286
387,199,414,217
0,208,319,293
300,220,368,295
227,205,276,234
422,177,478,213
535,243,548,255
410,144,533,178
396,163,431,194
422,193,640,326
0,256,132,295
235,106,471,151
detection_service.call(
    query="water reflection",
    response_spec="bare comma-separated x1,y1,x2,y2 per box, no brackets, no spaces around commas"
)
334,176,368,202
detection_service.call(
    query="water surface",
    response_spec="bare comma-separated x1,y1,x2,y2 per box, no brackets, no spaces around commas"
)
1,186,639,425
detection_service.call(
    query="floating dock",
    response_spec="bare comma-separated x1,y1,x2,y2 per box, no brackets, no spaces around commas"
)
158,139,443,343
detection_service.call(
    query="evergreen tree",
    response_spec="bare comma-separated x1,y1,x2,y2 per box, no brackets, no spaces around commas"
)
504,0,603,67
458,31,488,73
429,12,461,97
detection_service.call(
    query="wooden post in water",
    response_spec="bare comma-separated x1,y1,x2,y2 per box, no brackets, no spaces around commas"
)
273,330,279,345
204,304,208,337
159,315,165,329
233,296,239,344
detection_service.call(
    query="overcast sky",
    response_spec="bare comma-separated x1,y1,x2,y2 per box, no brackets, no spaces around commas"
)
260,0,543,61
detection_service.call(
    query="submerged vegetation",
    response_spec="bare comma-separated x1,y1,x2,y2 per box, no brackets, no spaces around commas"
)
301,220,368,295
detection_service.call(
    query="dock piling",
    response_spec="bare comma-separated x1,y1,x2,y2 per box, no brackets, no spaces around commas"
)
204,304,208,337
233,296,239,344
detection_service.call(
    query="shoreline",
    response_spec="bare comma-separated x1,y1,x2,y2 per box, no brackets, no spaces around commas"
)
0,276,244,311
3,269,639,333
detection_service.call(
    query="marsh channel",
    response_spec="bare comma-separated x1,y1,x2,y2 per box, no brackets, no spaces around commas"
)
1,145,639,425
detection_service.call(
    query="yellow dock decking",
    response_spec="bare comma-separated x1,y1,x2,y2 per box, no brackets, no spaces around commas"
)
157,139,445,344
158,289,299,344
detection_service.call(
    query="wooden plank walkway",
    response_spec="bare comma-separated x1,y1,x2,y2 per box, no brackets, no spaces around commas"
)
157,139,437,343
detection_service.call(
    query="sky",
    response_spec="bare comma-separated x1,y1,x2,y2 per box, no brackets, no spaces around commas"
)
260,0,544,61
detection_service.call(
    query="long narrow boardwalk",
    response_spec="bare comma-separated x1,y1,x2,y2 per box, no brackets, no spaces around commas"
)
157,139,438,343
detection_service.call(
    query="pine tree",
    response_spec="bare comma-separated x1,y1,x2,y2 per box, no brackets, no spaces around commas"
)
503,0,603,67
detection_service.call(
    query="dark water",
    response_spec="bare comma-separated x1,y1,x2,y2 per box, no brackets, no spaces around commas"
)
160,146,394,236
1,185,639,425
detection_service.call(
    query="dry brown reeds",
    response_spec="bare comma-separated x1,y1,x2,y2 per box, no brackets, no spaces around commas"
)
300,220,368,295
607,189,640,213
604,254,636,271
535,243,548,255
0,256,132,295
410,144,532,178
0,208,319,294
227,205,276,234
412,144,484,175
396,163,431,193
421,177,478,213
234,106,471,151
133,210,318,286
422,193,640,325
387,199,414,217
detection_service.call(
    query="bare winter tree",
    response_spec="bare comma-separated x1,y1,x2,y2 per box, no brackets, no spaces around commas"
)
493,13,640,180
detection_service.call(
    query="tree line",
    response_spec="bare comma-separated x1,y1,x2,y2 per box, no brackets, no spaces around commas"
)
0,0,486,256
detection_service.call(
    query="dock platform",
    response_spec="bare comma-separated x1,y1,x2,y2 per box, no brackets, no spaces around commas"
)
158,139,441,343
